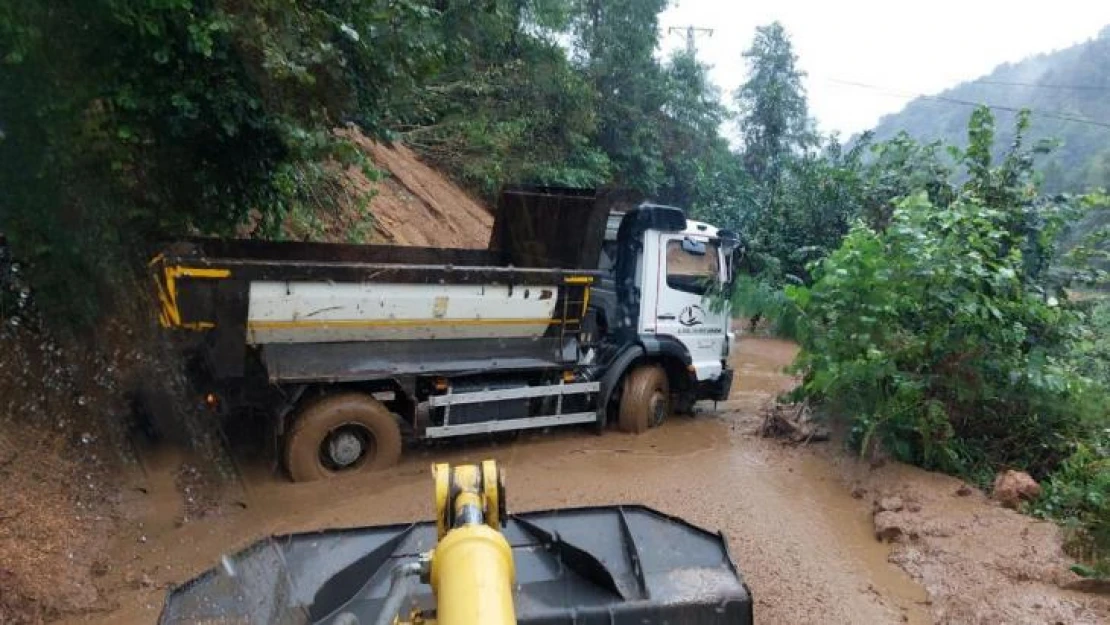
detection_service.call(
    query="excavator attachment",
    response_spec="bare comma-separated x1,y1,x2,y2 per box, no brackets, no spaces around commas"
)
159,464,753,625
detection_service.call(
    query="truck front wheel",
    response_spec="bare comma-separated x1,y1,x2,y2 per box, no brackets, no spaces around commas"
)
284,392,402,482
618,365,669,434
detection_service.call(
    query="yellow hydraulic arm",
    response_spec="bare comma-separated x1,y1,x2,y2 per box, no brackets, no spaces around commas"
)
387,460,515,625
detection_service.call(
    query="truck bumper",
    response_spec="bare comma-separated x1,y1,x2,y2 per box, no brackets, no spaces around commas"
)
697,365,734,402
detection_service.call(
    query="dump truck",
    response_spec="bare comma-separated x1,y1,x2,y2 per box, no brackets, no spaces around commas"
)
151,187,739,481
158,460,755,624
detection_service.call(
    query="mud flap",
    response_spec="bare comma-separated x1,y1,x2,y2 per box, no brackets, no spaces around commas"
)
699,365,734,402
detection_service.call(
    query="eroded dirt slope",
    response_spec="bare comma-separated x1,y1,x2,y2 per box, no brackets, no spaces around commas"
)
840,459,1110,623
271,128,493,248
347,130,493,248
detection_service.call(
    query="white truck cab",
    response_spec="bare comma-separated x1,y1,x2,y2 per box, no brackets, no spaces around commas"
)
638,219,732,383
596,205,737,411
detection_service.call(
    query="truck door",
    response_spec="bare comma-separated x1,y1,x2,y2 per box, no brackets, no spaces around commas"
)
653,234,728,381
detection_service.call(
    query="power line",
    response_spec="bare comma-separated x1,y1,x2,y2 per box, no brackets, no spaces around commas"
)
826,78,1110,131
974,79,1110,92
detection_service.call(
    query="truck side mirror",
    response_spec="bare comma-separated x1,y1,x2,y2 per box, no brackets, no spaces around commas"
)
717,230,742,254
716,230,742,286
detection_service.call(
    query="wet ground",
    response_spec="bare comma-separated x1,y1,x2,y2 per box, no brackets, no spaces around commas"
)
56,337,1109,624
62,337,934,624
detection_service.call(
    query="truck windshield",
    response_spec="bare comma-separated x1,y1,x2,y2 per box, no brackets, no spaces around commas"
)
666,239,720,295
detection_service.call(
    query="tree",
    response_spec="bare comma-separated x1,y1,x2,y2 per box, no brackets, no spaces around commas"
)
656,49,736,212
727,22,831,284
572,0,669,194
734,22,816,184
0,0,444,325
787,107,1102,474
398,1,611,196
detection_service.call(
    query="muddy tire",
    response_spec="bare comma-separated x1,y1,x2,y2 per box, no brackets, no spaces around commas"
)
284,393,402,482
618,365,669,434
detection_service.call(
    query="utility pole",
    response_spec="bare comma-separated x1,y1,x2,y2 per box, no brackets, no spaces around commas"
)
668,25,714,55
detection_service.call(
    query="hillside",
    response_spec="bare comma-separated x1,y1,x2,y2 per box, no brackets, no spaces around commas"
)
349,134,493,249
867,25,1110,192
235,129,494,249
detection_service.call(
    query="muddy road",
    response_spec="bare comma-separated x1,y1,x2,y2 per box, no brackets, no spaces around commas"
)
61,338,1107,625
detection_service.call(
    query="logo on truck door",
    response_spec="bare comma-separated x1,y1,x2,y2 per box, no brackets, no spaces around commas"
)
679,305,705,327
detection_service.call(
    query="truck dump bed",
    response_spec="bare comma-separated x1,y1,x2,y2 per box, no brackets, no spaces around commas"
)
158,505,753,625
151,188,613,380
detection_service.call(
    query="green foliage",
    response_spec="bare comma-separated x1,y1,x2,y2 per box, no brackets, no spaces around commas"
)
654,50,735,212
734,22,817,182
1070,298,1110,383
720,22,851,289
0,0,439,325
572,0,670,195
789,108,1107,479
398,2,612,197
1033,435,1110,575
851,133,957,231
781,107,1110,566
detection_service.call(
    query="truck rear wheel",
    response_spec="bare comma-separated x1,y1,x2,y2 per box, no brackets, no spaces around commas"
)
284,392,402,482
618,365,669,434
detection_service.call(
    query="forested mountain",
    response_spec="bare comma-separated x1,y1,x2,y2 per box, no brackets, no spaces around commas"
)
867,25,1110,192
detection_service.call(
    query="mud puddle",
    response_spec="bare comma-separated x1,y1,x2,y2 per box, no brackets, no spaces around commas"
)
68,338,930,625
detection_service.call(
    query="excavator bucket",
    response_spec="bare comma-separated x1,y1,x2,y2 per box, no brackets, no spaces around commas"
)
158,505,753,625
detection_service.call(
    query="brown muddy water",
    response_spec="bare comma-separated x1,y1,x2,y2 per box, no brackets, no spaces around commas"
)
65,337,930,625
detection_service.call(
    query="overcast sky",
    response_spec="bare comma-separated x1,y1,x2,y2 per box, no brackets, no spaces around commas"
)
659,0,1110,138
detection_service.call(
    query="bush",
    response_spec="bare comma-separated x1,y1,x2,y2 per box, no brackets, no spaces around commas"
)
1034,436,1110,575
790,191,1099,478
782,107,1110,567
785,108,1106,476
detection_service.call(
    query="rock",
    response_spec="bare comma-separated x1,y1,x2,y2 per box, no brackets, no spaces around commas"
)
956,484,974,497
922,522,954,538
851,486,867,499
874,511,908,542
991,470,1041,509
876,496,905,513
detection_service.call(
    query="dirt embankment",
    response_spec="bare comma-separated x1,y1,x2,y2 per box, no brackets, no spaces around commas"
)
341,129,492,248
242,127,493,248
842,460,1110,623
0,248,133,624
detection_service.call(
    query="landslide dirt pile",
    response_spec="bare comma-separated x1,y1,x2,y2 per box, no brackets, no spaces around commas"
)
344,129,493,248
844,461,1110,624
269,128,493,248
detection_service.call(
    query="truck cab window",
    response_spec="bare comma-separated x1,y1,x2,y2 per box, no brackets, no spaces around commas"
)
666,239,719,295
